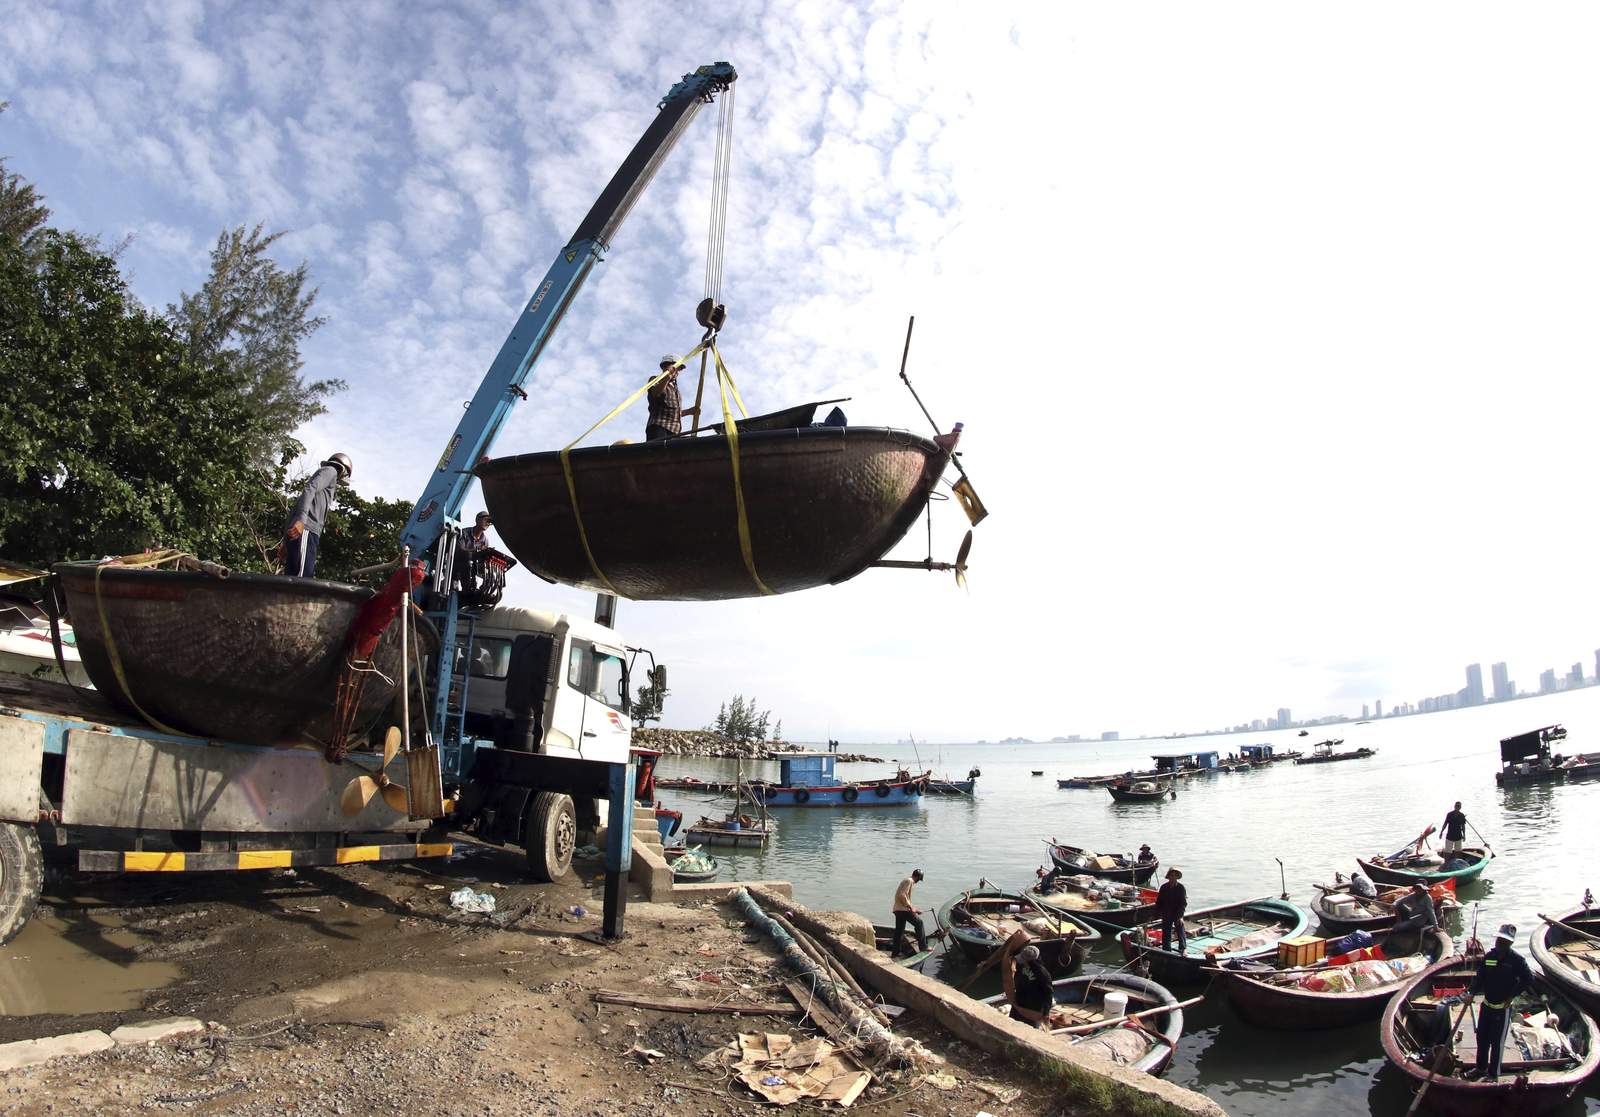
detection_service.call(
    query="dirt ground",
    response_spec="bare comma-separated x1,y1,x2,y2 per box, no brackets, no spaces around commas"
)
0,840,1072,1116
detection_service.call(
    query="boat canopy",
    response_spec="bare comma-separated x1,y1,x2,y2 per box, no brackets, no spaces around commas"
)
1499,724,1566,764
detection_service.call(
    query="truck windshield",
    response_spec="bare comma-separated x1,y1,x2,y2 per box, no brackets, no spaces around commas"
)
468,638,512,680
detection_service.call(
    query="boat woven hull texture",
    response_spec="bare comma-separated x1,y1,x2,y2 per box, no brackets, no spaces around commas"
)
57,564,433,749
476,426,949,601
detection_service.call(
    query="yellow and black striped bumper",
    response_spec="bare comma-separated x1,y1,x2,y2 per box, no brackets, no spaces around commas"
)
78,842,453,872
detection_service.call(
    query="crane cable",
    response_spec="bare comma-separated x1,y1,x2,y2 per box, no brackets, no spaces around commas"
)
704,82,735,303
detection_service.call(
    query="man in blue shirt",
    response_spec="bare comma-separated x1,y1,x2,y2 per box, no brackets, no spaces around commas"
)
281,453,351,578
1468,923,1535,1081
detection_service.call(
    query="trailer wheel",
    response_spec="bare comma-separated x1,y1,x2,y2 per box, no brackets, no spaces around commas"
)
0,823,43,946
523,792,576,883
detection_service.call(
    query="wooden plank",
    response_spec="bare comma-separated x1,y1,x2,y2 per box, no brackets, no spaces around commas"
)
593,991,798,1016
783,978,862,1049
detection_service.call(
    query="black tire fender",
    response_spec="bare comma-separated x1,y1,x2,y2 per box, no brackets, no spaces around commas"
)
842,787,859,802
794,789,811,804
875,784,891,798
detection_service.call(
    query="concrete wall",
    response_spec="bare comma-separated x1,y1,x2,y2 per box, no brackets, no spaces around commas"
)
745,884,1227,1117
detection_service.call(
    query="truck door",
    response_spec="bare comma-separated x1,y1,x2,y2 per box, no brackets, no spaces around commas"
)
567,642,631,763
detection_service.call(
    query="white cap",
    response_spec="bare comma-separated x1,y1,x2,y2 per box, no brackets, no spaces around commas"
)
659,354,679,368
1495,923,1516,941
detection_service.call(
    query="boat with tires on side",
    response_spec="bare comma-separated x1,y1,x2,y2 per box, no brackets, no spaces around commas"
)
748,753,927,807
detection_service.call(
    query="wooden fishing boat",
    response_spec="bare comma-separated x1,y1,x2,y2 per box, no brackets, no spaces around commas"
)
1117,898,1308,984
924,776,975,795
1358,846,1492,887
1293,740,1376,765
56,562,434,749
1530,904,1600,1017
1381,955,1600,1115
475,426,954,601
980,972,1185,1075
683,813,774,848
873,924,934,971
1495,724,1568,786
936,887,1100,974
1310,878,1457,936
1558,752,1600,780
1046,842,1160,885
1220,927,1452,1029
1027,876,1159,931
749,755,928,807
1106,778,1172,802
1031,770,1045,776
1057,776,1109,789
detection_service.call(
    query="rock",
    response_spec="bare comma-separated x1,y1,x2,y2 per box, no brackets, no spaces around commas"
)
109,1018,206,1046
0,1030,115,1071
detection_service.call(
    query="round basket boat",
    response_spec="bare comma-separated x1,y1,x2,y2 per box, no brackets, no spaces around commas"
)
56,563,435,749
476,426,951,601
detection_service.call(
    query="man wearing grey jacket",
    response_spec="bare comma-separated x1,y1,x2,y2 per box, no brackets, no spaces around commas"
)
281,453,351,578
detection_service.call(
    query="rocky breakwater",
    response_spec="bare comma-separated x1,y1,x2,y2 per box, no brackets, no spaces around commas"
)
634,728,883,762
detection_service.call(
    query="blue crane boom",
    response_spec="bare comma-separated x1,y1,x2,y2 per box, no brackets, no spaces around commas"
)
399,61,738,563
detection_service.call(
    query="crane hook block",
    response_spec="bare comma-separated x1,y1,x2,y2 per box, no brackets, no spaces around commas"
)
695,298,728,331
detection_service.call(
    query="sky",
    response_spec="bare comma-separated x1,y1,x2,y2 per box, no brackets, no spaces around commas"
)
5,2,1599,741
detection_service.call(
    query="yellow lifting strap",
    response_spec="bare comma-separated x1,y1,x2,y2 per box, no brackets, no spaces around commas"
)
91,550,197,737
558,339,772,597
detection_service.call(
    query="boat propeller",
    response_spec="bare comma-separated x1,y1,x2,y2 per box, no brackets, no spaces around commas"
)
871,530,973,590
339,726,410,816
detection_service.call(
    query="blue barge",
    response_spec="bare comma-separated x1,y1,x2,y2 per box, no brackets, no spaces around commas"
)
752,753,928,807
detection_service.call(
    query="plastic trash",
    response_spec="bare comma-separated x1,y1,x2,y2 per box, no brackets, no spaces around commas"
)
568,904,587,917
449,887,496,914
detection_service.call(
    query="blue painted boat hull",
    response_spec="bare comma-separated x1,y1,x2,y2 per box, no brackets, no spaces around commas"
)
754,778,926,807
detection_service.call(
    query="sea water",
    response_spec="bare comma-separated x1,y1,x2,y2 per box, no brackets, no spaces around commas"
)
657,686,1600,1116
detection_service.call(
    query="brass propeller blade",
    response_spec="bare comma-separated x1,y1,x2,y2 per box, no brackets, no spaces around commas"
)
340,775,379,816
380,781,410,813
955,567,968,592
382,726,401,768
955,530,972,591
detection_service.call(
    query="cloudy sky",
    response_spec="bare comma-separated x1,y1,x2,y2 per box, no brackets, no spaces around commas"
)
6,2,1599,741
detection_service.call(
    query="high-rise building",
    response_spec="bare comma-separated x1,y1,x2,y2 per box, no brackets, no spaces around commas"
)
1101,731,1119,742
1362,704,1370,719
1277,707,1291,729
1464,664,1484,706
1491,662,1512,701
1540,669,1558,694
1569,663,1584,688
1375,700,1383,718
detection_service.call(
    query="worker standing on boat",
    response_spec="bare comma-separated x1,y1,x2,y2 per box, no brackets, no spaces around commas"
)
1156,867,1187,955
1010,944,1054,1027
280,453,351,579
1440,802,1468,855
1467,924,1534,1081
645,355,684,441
891,869,927,953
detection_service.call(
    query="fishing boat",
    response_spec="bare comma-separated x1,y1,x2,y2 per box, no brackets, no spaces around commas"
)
0,592,92,688
748,754,927,807
936,887,1101,974
924,768,979,795
980,972,1185,1075
1057,776,1112,789
1495,725,1567,786
664,846,719,883
1381,955,1600,1115
475,424,958,601
1046,842,1160,885
1293,739,1376,765
56,562,432,749
1219,927,1452,1029
1027,875,1159,931
1358,843,1492,887
1530,902,1600,1017
1559,753,1600,780
1106,778,1172,802
873,924,934,971
1117,898,1309,984
683,812,773,847
1310,877,1457,936
1031,770,1044,776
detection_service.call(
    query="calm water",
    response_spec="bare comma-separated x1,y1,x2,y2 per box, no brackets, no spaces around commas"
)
657,688,1600,1116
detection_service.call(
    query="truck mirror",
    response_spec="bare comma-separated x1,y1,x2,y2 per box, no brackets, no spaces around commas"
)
652,665,667,694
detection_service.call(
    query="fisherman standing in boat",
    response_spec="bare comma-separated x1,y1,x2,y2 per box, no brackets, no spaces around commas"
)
1466,923,1534,1081
1137,844,1157,866
891,869,928,953
645,355,684,441
1440,801,1468,855
280,453,351,579
1156,867,1187,955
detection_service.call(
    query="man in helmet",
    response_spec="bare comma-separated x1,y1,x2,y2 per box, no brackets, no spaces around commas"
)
645,355,684,441
281,453,351,578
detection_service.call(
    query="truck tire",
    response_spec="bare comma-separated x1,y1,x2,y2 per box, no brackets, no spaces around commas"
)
523,792,577,883
0,822,43,946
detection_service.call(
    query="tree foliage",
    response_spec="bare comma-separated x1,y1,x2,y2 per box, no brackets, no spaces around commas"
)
633,682,666,728
712,694,774,743
170,223,343,467
312,485,414,582
0,103,50,258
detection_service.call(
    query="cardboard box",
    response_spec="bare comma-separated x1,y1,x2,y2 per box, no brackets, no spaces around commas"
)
1277,936,1325,968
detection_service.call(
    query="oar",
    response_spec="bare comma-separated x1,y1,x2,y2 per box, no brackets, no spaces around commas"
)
1538,912,1600,946
1406,996,1474,1116
957,928,1029,993
1466,820,1495,858
1050,995,1204,1036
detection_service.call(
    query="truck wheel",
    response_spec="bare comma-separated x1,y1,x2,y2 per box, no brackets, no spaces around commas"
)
523,792,576,883
0,822,43,945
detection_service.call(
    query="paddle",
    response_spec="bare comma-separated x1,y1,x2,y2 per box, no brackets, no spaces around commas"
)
1538,912,1600,946
958,927,1029,993
1466,819,1495,858
1406,996,1473,1116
